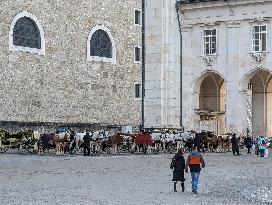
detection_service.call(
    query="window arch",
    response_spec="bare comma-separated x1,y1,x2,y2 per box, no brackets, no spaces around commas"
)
87,25,116,63
90,29,112,58
9,11,45,55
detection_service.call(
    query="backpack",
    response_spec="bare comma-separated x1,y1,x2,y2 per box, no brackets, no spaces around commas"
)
262,139,266,145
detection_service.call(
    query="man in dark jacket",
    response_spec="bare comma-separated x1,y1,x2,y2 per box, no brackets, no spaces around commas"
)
68,129,76,153
170,149,185,192
244,136,252,154
193,133,203,153
185,147,205,194
83,131,91,156
231,133,240,156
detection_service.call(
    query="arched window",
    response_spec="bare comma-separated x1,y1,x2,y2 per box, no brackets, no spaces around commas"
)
9,11,45,55
13,17,41,49
87,25,116,63
90,29,112,58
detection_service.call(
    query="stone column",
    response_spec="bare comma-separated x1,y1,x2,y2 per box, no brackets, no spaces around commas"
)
225,21,248,134
144,0,181,128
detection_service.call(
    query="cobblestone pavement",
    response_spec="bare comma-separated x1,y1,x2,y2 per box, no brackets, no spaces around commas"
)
0,150,271,205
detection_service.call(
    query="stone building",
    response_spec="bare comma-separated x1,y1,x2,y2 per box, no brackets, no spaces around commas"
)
145,0,272,136
0,0,143,132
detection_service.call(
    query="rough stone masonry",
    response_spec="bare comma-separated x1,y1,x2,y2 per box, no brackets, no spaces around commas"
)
0,0,142,131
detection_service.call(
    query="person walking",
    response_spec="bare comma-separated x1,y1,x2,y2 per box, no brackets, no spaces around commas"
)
170,149,186,192
83,131,91,156
231,133,240,156
258,136,267,157
185,147,205,194
244,135,252,154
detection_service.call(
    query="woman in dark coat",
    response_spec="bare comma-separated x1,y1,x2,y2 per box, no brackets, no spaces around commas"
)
170,149,185,192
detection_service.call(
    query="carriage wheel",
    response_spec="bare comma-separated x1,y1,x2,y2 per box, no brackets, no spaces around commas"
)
28,145,37,154
0,146,9,153
69,147,77,154
18,143,29,155
152,148,159,154
168,145,176,153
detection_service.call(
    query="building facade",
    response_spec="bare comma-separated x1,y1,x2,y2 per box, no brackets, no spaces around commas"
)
145,0,272,136
0,0,143,131
144,0,182,129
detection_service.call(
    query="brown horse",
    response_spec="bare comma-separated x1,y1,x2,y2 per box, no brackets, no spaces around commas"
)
107,134,124,154
39,132,69,156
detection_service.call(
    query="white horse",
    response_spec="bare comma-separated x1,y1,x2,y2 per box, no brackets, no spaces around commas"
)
91,131,105,154
173,132,183,152
160,133,167,152
55,131,70,156
179,131,195,152
33,131,41,153
180,131,195,141
71,131,106,154
151,133,161,151
71,132,86,154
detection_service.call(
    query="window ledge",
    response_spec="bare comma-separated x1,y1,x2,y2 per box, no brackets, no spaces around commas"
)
87,55,116,64
201,54,217,57
134,24,142,28
134,97,142,101
250,51,269,54
134,60,142,64
9,45,45,55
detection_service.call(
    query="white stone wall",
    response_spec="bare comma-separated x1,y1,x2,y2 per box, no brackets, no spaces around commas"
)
144,0,181,128
180,0,272,134
0,0,142,127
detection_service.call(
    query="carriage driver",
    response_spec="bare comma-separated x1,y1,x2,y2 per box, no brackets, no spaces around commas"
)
83,131,91,156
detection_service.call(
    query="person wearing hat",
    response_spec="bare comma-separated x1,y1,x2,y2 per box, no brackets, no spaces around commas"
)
185,146,205,194
170,149,186,192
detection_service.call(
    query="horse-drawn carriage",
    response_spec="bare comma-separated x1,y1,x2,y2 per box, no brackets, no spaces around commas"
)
0,129,38,154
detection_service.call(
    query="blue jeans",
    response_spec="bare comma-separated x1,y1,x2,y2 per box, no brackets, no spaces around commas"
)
260,149,265,157
191,172,200,191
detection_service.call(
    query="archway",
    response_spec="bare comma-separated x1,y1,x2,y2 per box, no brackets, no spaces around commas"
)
242,69,272,136
194,72,226,134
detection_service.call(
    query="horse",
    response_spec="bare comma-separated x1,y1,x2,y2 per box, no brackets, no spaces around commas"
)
38,133,55,155
132,133,153,154
150,132,161,152
70,131,106,155
180,131,195,152
107,133,124,155
161,132,177,153
54,132,70,155
38,131,70,156
92,131,106,155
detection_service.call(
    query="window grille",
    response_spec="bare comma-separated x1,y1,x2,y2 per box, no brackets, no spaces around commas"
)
135,10,141,25
253,25,267,52
204,29,216,55
135,83,141,99
90,29,112,58
135,46,141,62
13,17,41,49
